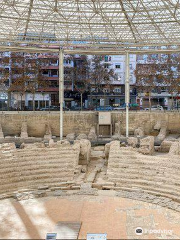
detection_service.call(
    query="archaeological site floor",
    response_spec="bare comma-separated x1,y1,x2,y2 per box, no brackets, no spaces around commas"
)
0,194,180,239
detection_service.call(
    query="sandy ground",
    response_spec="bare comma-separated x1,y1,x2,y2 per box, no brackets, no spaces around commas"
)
0,194,180,239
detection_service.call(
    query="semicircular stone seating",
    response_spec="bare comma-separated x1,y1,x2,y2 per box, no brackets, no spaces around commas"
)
107,141,180,202
0,142,80,195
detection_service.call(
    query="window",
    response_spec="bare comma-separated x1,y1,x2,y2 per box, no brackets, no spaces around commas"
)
4,79,9,87
115,64,121,69
43,70,49,76
64,69,71,74
50,59,58,66
104,56,109,62
114,88,121,93
50,69,58,77
64,59,71,64
50,80,58,87
104,88,109,93
129,64,133,70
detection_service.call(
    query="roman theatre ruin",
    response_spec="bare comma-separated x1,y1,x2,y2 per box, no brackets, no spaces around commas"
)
0,111,180,239
1,0,180,238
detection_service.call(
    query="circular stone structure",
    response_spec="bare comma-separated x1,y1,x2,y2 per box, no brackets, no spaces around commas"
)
0,194,180,239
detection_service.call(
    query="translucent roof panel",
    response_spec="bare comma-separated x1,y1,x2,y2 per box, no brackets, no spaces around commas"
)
0,0,180,48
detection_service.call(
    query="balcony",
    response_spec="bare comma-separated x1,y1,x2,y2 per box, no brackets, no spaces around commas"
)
38,87,59,92
41,65,59,69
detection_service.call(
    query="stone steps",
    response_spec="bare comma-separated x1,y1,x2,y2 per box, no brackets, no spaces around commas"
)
111,178,180,190
15,151,76,158
0,143,78,194
114,179,180,192
114,184,180,202
107,144,180,203
0,175,73,187
0,168,75,178
108,171,180,180
0,172,74,183
108,157,180,164
16,147,73,154
0,160,76,169
108,171,180,183
0,178,73,194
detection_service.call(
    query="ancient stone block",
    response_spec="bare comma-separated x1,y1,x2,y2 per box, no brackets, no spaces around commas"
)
20,142,45,149
66,133,76,141
74,139,91,165
134,127,144,137
110,140,121,151
49,139,56,147
127,137,138,148
94,146,105,151
139,136,154,155
88,127,97,141
169,141,180,155
105,142,111,160
57,140,70,146
44,123,52,140
154,120,167,142
0,142,16,152
159,140,173,152
0,123,4,138
20,122,28,139
76,133,88,140
112,121,121,140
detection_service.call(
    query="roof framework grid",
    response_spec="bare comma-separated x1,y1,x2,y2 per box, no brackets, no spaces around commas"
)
0,0,180,52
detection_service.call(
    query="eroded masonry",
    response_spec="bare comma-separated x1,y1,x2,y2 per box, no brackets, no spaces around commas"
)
0,112,180,214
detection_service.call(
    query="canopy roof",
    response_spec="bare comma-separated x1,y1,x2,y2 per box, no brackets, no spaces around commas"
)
0,0,180,52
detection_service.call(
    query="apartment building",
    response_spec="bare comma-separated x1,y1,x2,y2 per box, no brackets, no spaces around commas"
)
0,52,137,110
0,52,75,109
136,53,180,109
88,54,137,107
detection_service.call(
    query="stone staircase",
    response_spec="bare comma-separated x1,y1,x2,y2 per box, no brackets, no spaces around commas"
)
0,143,79,194
107,145,180,202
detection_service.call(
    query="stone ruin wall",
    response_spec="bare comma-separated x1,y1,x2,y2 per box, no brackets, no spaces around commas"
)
0,111,180,137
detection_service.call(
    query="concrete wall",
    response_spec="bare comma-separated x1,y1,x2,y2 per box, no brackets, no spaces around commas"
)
0,111,180,137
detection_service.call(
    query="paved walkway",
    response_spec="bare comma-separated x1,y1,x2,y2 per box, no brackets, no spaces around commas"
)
0,195,180,239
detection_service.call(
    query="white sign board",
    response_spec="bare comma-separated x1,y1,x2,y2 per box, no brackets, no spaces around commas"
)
46,233,57,240
87,233,107,240
98,112,111,125
100,99,105,107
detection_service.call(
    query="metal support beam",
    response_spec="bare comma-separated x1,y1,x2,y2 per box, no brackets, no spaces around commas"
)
125,52,130,138
2,45,180,55
59,49,64,140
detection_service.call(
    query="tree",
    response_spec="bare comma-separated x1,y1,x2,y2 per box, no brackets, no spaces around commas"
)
9,52,29,110
90,55,117,107
25,55,49,111
135,65,157,110
0,54,11,109
135,53,180,110
72,55,91,110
